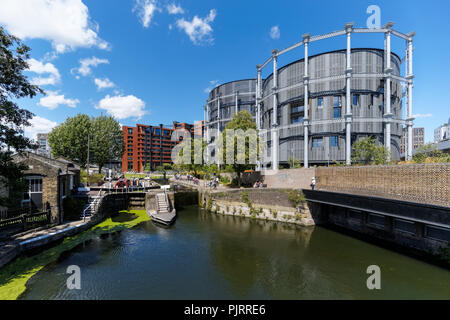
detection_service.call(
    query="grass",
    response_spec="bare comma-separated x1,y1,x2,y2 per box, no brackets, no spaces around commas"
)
0,210,150,300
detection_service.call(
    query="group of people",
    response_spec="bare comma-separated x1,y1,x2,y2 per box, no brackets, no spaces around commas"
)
253,181,265,188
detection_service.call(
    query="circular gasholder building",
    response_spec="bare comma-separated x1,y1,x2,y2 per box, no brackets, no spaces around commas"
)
204,23,415,168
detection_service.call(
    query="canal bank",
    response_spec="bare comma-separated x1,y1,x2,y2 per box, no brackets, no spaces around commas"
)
0,209,151,300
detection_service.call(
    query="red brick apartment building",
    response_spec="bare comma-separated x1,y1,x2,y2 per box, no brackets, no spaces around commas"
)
122,122,194,172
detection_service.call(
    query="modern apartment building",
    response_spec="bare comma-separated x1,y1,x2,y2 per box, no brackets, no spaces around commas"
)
121,121,193,172
434,118,450,143
36,133,51,158
203,23,416,168
401,127,424,154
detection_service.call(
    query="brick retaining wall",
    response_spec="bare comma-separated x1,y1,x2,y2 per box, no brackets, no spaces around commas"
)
316,163,450,207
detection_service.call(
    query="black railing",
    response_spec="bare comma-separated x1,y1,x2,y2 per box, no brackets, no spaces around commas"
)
0,210,50,235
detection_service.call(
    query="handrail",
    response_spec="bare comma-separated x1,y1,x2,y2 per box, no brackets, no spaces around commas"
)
82,189,103,222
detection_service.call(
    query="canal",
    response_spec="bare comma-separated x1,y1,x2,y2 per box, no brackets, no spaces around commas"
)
14,206,450,299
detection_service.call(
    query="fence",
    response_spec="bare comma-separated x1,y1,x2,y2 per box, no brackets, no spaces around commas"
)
316,163,450,207
0,210,51,236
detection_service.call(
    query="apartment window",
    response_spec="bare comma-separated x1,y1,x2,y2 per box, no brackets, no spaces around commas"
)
353,94,359,106
330,136,339,147
312,137,323,148
155,128,161,136
127,162,133,171
128,128,133,135
333,96,341,107
333,106,341,119
290,102,304,124
317,97,324,108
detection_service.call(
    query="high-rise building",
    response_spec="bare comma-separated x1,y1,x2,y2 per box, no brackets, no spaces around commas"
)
434,118,450,143
121,122,192,172
401,127,424,154
193,120,205,138
36,133,51,158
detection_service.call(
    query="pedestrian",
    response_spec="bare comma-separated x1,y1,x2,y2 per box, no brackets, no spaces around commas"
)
311,177,316,191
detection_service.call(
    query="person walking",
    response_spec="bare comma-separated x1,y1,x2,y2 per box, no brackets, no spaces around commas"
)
311,177,316,191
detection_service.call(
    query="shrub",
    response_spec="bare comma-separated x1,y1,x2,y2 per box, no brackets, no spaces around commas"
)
288,190,306,208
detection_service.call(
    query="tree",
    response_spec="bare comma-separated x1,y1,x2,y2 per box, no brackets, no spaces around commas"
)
91,114,123,172
48,114,91,166
221,111,259,186
351,137,389,165
0,27,43,208
175,137,207,177
413,143,450,163
156,163,172,180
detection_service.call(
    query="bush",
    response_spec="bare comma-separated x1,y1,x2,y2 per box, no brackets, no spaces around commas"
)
288,190,306,208
81,170,104,185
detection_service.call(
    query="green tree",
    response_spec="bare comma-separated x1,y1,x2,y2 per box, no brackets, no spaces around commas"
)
221,111,259,186
413,143,450,163
175,137,207,177
0,27,43,208
351,137,390,165
156,163,172,180
48,114,91,166
91,114,123,172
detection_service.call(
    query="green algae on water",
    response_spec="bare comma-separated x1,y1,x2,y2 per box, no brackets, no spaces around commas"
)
0,210,150,300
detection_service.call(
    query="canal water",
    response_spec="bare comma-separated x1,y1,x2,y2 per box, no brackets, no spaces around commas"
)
19,206,450,299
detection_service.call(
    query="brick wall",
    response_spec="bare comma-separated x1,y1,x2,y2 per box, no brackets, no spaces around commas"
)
316,163,450,207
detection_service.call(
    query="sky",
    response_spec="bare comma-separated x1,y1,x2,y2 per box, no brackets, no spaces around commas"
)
0,0,449,143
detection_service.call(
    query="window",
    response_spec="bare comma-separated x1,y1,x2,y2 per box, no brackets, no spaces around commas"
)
333,96,341,107
318,97,324,108
312,137,323,148
290,102,304,124
353,94,359,106
330,136,339,147
333,106,341,119
128,128,133,135
369,94,374,106
155,128,161,136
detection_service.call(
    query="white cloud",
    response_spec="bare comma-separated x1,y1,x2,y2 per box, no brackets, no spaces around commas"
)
25,116,58,140
176,9,217,45
270,26,280,40
133,0,161,28
0,0,109,53
74,56,109,77
27,58,61,86
167,3,184,15
94,78,115,90
96,95,147,120
413,113,433,118
38,91,79,110
204,80,219,94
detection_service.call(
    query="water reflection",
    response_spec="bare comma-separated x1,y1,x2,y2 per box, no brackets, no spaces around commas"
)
18,206,450,300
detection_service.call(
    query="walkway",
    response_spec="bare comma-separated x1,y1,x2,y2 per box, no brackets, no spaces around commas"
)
0,219,91,268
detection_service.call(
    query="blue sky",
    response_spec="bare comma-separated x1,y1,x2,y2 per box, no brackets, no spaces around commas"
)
0,0,449,142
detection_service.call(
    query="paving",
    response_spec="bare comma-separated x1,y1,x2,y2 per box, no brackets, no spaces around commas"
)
0,219,91,268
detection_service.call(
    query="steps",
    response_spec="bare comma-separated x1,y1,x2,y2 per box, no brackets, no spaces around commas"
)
156,193,169,213
80,196,101,219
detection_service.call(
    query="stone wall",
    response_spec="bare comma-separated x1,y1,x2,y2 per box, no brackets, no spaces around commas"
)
316,163,450,207
260,168,316,189
200,189,314,226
